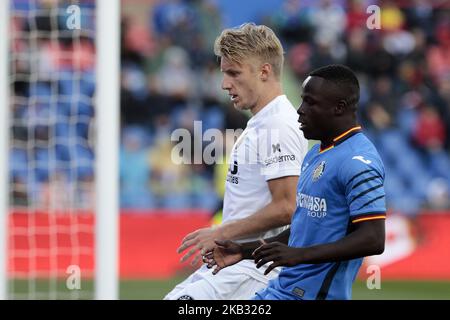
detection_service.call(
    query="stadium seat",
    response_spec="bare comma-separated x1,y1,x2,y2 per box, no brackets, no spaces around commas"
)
397,107,418,136
10,147,28,178
429,150,450,179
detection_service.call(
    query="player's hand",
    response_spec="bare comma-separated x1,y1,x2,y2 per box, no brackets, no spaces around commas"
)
203,240,243,275
252,242,302,275
177,227,224,267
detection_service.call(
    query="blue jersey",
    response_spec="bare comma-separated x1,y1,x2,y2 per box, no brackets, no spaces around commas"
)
255,127,386,300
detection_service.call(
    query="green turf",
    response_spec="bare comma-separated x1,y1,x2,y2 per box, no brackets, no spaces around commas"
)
9,278,94,299
9,278,450,300
352,280,450,300
120,278,450,300
120,277,186,300
119,278,450,300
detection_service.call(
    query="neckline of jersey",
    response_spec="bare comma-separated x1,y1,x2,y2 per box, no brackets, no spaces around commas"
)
247,94,287,125
319,126,362,154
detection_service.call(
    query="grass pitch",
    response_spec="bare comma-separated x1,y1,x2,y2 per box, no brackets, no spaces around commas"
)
9,277,450,300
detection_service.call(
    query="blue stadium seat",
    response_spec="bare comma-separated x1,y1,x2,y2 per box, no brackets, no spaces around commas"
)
34,147,51,182
74,144,94,180
81,71,95,97
390,194,422,216
162,193,192,209
55,143,71,162
29,82,52,99
384,169,406,201
397,107,417,136
407,172,430,201
10,147,28,178
191,190,219,211
58,72,76,96
201,106,224,131
121,190,155,209
429,150,450,179
377,130,409,165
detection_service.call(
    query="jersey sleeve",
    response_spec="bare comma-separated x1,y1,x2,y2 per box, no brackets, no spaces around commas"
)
258,115,307,181
340,153,387,224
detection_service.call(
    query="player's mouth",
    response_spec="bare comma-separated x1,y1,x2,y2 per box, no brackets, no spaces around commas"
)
230,94,239,102
298,118,307,129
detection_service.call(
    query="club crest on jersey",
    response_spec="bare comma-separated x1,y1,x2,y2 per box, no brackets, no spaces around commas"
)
312,161,325,181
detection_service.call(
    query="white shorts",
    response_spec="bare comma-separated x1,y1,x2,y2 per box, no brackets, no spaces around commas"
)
164,263,275,300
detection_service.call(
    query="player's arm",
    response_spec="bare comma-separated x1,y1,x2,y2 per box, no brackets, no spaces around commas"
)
221,175,298,239
252,218,385,275
204,227,291,274
177,175,298,264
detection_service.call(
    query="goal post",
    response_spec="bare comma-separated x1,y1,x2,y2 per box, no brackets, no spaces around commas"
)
95,0,120,300
1,0,120,300
0,0,11,301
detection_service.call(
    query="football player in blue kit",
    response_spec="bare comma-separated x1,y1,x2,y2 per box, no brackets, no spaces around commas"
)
204,64,386,300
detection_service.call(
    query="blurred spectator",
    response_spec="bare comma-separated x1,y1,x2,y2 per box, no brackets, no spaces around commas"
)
346,0,368,32
11,175,29,207
120,127,154,208
312,0,346,47
269,0,315,46
345,28,368,73
366,101,393,131
149,136,191,208
426,178,450,209
154,46,194,102
198,59,228,106
403,0,434,39
40,172,72,210
380,0,405,32
288,43,312,79
413,104,446,152
427,18,450,84
371,76,398,117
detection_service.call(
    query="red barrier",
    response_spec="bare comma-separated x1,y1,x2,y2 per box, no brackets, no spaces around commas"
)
361,212,450,280
8,210,95,277
8,209,212,279
8,210,450,280
119,210,211,278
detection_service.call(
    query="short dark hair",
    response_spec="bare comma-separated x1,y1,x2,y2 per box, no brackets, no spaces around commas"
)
309,64,360,107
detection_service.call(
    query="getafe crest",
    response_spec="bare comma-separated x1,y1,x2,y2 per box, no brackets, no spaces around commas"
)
312,161,325,181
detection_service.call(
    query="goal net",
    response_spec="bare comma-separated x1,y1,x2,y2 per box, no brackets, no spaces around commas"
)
3,0,119,299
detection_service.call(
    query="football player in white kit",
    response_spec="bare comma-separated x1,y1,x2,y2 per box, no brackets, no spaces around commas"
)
164,23,308,300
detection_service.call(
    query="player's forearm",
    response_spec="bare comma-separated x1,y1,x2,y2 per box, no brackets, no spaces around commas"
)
265,227,291,244
220,200,294,240
240,228,291,259
295,225,385,264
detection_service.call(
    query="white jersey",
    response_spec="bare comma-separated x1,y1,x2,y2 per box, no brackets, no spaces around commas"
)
223,95,308,242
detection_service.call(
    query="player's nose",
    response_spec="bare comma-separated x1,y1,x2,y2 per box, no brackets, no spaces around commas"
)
297,103,304,116
221,76,231,91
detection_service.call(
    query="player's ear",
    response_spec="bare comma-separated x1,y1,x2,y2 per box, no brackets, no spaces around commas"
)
260,63,271,81
335,99,347,115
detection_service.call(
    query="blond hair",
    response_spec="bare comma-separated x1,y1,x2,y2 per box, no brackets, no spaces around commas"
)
214,23,284,78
